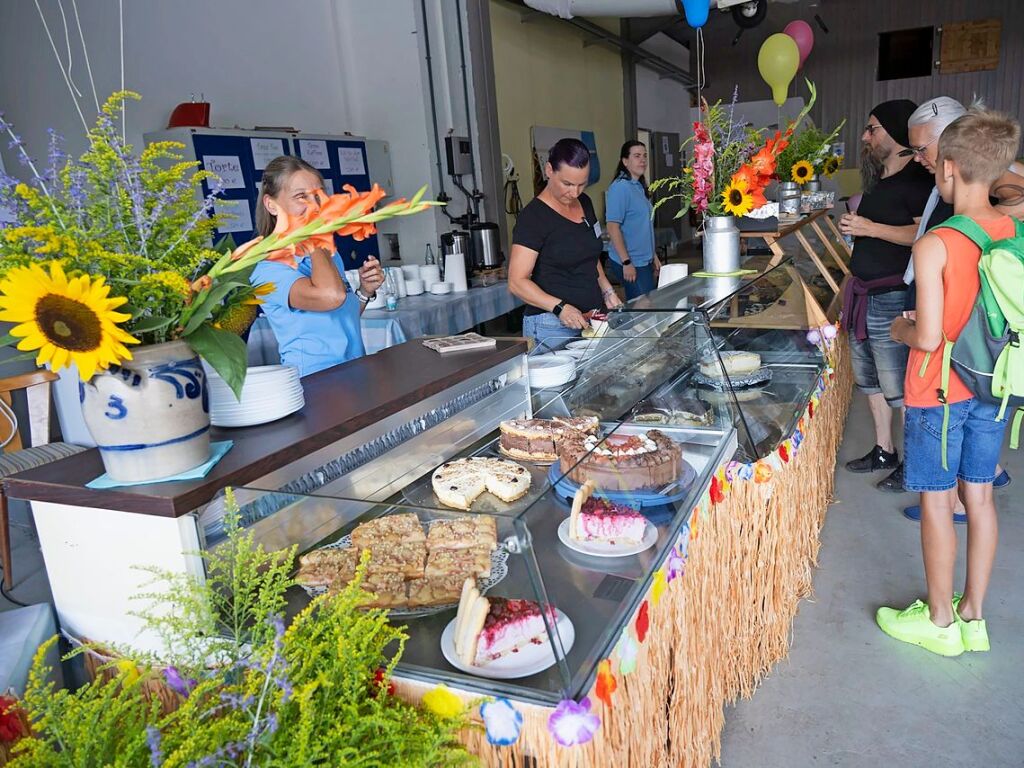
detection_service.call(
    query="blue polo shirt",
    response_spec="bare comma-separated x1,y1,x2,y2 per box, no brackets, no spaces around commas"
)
605,175,655,267
251,252,366,378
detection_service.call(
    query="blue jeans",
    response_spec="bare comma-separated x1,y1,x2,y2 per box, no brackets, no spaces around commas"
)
605,260,656,301
904,398,1008,492
849,289,909,408
522,312,580,351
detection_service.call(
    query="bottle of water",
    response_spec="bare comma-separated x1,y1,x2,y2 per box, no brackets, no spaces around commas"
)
424,243,436,265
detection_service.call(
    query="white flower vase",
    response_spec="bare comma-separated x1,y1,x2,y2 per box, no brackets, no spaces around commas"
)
81,340,211,482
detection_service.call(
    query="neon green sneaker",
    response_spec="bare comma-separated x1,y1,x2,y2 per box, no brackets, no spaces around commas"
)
952,595,990,652
876,600,964,657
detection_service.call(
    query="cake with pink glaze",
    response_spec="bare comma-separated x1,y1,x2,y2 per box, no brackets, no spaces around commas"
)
569,480,646,545
453,579,557,666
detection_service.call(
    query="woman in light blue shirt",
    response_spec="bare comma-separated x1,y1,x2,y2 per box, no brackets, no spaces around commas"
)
604,141,660,300
251,156,384,378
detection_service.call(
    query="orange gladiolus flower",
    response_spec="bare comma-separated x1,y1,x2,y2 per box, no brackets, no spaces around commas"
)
190,274,212,293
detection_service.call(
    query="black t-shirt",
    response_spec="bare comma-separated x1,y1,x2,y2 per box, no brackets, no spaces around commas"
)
926,196,954,231
513,193,604,316
850,161,933,282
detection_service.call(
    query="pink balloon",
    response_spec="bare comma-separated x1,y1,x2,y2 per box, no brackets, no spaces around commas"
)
783,20,814,69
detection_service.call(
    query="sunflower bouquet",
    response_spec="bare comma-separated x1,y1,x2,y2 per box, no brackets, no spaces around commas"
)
775,118,846,186
652,81,821,221
0,93,436,397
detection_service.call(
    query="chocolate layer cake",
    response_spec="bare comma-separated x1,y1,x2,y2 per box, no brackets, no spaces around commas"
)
499,416,599,461
559,429,681,491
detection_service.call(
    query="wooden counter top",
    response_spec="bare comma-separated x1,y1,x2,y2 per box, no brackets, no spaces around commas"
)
4,339,527,518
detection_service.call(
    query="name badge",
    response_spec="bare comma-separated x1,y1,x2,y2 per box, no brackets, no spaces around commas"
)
593,221,603,239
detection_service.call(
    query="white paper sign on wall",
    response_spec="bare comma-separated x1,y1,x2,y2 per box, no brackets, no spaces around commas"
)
251,138,285,170
338,147,366,176
202,155,245,189
299,140,331,169
214,199,254,233
321,178,334,195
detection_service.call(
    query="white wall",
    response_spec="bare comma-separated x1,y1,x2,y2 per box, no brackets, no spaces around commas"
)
636,32,691,136
0,0,451,262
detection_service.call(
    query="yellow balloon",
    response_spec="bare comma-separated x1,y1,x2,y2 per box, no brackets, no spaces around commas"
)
758,33,800,106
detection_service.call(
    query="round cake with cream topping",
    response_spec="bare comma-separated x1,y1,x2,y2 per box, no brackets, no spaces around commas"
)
558,429,681,491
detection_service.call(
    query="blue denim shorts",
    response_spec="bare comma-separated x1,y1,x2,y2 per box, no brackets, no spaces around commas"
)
522,311,581,351
849,289,910,407
904,398,1008,492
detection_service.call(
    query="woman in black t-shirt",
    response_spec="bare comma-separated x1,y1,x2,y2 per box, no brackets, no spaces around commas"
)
508,138,621,347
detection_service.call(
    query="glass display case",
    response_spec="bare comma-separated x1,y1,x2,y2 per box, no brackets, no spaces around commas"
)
191,261,827,707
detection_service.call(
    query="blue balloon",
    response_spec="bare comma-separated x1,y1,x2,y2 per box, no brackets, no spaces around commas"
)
682,0,709,28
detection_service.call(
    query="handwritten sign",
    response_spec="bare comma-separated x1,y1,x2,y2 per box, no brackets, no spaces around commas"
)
338,147,366,176
202,155,245,189
251,138,285,170
299,139,330,169
214,198,254,233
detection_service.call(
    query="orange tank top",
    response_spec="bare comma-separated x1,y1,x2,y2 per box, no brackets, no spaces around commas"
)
904,215,1016,408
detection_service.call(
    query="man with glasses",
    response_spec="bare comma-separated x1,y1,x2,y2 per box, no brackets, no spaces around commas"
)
839,100,933,492
899,97,1015,519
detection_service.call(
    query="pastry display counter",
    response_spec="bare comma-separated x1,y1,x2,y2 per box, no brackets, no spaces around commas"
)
6,259,852,766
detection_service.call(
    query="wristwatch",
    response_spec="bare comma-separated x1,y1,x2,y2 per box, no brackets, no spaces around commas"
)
552,300,566,317
621,258,632,266
355,288,376,303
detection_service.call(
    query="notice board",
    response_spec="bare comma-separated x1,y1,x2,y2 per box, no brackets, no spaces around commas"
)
940,19,1001,75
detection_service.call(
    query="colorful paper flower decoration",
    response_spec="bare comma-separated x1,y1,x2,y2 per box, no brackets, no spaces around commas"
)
666,539,685,583
709,475,724,504
480,698,523,746
635,600,650,643
595,659,618,708
548,697,601,747
737,463,755,481
422,684,464,719
779,443,790,463
754,462,774,483
616,632,640,676
650,568,668,606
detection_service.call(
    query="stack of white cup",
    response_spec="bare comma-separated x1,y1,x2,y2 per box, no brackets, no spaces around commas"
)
421,264,441,285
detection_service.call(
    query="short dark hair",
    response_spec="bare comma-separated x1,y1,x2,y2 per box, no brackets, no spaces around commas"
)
548,138,590,172
255,155,324,236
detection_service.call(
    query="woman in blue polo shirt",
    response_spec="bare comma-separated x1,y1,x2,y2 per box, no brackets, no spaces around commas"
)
605,141,660,300
251,156,384,378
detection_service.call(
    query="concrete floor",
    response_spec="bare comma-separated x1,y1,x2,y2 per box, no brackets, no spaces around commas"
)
3,392,1023,766
719,393,1024,767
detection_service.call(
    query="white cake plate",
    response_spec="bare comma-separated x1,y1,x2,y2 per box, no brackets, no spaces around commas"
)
556,517,657,558
440,609,575,679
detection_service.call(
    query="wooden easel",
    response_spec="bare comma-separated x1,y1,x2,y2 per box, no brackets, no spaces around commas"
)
742,208,851,294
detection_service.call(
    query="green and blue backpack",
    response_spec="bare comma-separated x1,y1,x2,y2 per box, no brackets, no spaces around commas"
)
919,214,1024,470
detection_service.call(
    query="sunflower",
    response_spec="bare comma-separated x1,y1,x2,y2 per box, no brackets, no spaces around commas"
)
243,281,276,306
822,155,841,177
791,160,815,185
721,178,754,217
0,262,139,380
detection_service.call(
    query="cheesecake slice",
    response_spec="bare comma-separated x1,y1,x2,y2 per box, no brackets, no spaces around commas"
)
453,579,557,667
569,480,647,545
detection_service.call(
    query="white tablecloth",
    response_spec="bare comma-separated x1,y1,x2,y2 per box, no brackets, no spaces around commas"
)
246,282,522,363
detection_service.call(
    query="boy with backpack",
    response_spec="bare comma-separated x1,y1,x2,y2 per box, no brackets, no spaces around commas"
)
877,108,1022,657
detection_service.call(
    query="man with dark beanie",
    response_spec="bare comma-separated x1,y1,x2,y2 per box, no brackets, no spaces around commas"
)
839,100,934,491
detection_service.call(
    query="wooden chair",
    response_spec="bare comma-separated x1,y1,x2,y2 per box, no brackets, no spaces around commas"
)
0,370,87,591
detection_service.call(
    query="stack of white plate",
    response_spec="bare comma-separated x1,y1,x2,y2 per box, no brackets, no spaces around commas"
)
406,278,425,295
208,365,305,428
528,354,576,389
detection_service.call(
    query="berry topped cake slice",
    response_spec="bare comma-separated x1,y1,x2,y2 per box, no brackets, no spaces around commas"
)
453,579,557,667
569,480,647,545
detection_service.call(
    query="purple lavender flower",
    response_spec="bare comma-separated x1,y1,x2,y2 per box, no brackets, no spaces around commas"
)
146,726,164,767
163,666,196,698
